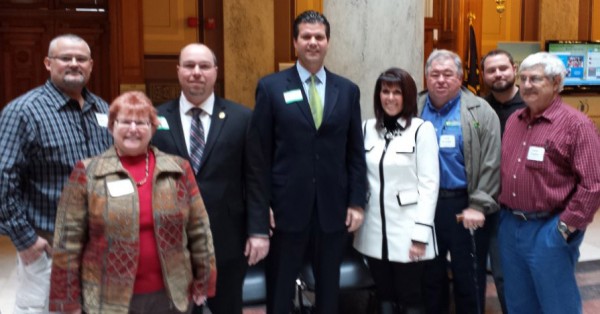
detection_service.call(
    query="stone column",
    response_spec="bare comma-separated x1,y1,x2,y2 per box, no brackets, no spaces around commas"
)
324,2,424,119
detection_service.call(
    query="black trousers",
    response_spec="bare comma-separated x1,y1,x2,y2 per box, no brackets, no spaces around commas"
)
366,257,425,308
202,255,248,314
266,218,347,314
423,193,490,314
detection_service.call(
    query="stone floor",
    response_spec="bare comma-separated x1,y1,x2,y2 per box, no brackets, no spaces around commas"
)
2,210,600,313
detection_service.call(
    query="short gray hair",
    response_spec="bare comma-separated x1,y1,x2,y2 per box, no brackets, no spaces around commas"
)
519,52,567,92
48,34,91,56
425,49,463,78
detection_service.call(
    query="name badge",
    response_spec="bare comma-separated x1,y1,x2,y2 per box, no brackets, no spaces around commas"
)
95,113,108,128
107,179,134,197
283,89,303,104
439,134,456,148
527,146,545,162
157,116,169,130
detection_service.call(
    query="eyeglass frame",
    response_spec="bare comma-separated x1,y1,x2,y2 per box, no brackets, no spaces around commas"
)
518,74,551,85
114,119,151,129
48,55,92,64
179,62,216,73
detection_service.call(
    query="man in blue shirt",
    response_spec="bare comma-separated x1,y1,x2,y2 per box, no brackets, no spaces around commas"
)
418,49,501,314
0,34,112,313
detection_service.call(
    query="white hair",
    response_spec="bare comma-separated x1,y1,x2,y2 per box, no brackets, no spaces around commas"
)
519,52,567,92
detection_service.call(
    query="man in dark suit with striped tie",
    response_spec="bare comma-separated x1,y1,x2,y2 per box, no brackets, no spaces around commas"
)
152,43,269,314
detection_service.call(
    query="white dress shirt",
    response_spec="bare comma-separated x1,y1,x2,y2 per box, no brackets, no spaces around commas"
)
178,92,214,156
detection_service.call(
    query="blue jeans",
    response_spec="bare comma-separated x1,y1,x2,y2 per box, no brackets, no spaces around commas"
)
498,210,584,314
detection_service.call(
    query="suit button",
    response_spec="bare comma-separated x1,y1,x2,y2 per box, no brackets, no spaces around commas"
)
312,178,316,183
315,154,320,160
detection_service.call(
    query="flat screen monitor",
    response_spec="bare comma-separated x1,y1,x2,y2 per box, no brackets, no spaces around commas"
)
546,40,600,92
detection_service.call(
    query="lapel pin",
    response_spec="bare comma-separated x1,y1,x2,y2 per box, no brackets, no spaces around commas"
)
219,111,226,119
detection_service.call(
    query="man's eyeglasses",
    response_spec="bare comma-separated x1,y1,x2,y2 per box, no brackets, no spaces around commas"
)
519,75,547,84
428,71,458,80
114,119,151,129
48,55,91,64
180,63,215,73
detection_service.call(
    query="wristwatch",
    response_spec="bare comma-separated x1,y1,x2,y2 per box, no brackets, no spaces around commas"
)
558,221,572,237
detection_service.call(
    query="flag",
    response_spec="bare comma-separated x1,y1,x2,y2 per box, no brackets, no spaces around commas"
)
464,25,480,95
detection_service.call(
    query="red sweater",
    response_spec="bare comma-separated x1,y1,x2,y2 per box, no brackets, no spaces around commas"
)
120,151,164,293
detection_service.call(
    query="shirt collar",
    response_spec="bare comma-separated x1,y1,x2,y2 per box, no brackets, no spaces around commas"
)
518,95,562,123
296,62,326,85
48,80,97,112
425,93,461,115
180,92,215,116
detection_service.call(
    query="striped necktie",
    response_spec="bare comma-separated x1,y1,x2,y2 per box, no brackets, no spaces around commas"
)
308,75,323,128
189,107,205,173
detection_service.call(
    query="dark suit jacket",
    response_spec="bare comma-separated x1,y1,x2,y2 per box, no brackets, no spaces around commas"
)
152,96,268,262
251,65,366,233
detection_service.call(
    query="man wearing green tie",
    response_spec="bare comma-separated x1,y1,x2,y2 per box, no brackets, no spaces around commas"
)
250,10,367,314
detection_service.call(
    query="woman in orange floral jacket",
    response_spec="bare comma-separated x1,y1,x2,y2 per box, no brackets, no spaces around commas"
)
49,91,216,314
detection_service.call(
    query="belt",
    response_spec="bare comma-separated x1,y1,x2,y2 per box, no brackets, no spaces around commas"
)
503,207,553,221
438,189,468,198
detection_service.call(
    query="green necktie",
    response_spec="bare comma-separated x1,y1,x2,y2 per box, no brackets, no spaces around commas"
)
309,75,323,128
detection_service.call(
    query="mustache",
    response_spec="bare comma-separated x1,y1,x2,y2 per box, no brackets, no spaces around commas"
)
65,69,84,76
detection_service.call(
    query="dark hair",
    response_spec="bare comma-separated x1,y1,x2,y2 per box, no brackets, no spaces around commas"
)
480,49,515,72
293,10,330,40
373,68,418,130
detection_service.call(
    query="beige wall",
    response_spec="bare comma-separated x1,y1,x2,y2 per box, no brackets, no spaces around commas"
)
481,0,522,55
223,0,274,107
540,0,579,43
143,0,198,55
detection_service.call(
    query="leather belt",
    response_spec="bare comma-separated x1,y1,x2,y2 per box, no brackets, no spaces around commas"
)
438,189,468,198
503,207,553,221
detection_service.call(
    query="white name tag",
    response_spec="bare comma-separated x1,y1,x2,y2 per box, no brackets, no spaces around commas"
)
95,113,108,128
439,134,456,148
107,179,134,197
283,89,303,104
527,146,545,162
157,116,169,130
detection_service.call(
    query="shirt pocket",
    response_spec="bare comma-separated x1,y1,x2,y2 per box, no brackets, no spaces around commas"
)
395,145,415,154
397,189,419,206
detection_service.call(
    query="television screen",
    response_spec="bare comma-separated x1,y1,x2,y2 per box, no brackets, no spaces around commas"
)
546,41,600,92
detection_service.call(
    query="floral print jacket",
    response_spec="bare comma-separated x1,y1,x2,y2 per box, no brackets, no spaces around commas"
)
50,146,216,314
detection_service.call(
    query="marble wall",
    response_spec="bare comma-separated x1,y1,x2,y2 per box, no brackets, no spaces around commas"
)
223,0,275,107
324,1,424,119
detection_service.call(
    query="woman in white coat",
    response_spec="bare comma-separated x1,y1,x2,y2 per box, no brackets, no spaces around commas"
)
354,68,440,314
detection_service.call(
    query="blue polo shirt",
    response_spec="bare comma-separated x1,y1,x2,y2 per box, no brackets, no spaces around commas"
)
421,94,468,190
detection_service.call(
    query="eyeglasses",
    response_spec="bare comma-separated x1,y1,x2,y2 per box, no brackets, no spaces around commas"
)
428,71,458,80
48,55,91,64
519,75,548,84
180,62,215,73
114,119,151,129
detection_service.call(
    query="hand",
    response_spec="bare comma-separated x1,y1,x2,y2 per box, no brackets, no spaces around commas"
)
193,294,207,306
269,207,275,236
64,309,82,314
409,242,426,262
460,208,485,230
345,206,364,232
245,236,270,266
18,236,52,265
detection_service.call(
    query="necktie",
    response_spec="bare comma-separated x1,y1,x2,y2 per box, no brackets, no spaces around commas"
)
309,75,323,128
189,108,205,173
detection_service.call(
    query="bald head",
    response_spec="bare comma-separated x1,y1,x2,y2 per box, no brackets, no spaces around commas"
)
177,43,218,105
179,44,217,67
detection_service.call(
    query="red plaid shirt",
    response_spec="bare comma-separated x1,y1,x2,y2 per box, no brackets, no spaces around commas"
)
499,96,600,229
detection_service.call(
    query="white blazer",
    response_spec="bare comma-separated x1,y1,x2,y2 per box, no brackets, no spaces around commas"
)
354,117,440,262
